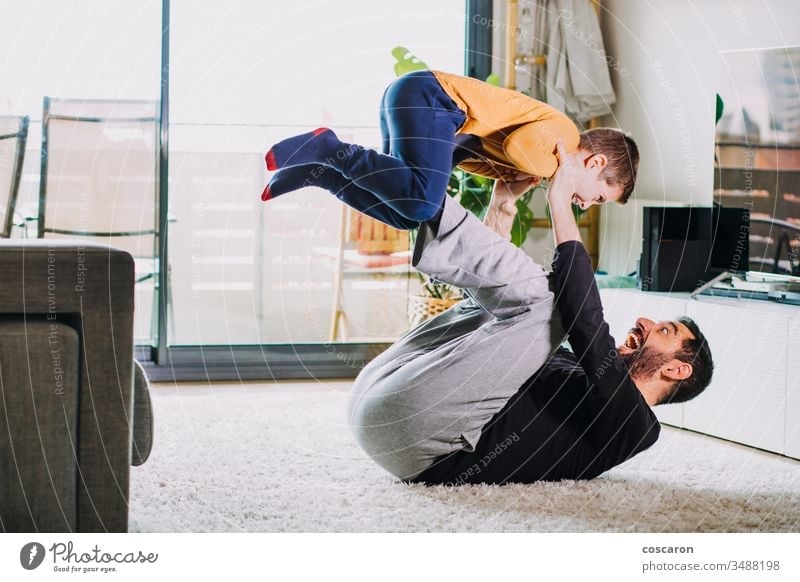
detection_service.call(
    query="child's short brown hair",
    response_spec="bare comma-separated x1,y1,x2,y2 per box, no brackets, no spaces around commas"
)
578,128,639,204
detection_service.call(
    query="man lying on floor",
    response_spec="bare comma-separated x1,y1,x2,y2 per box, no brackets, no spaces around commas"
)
347,142,714,485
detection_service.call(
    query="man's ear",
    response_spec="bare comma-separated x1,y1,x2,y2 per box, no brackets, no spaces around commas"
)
661,359,692,381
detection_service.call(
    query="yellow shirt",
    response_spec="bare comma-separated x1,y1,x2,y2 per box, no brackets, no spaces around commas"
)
431,70,580,180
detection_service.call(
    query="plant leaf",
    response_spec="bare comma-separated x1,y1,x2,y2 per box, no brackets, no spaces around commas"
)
391,46,429,77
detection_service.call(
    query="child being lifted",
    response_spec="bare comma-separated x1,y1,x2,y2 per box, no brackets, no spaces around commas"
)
261,68,638,239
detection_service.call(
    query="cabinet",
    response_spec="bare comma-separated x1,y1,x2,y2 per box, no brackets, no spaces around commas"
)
787,315,800,458
599,288,798,459
682,301,786,453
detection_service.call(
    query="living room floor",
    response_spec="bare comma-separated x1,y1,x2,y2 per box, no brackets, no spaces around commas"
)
128,380,800,533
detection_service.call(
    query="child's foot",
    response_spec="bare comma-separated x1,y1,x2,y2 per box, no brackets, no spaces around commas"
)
265,128,340,171
261,164,333,201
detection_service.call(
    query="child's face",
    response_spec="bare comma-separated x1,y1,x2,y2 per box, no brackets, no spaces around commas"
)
571,153,624,209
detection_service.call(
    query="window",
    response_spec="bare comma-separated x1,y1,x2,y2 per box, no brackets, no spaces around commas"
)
2,0,472,378
1,1,161,342
168,1,466,346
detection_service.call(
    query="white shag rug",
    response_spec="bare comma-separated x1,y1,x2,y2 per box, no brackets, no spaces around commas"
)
129,380,800,532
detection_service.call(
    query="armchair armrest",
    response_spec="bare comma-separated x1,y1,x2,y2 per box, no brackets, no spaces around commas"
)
0,239,136,532
132,360,153,466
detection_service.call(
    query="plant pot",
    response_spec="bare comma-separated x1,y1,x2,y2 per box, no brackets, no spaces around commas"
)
407,295,462,328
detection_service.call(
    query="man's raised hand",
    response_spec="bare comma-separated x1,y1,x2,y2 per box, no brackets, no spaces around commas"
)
547,140,582,244
548,140,580,207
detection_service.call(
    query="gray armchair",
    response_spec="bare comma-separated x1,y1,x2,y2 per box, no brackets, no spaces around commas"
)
0,239,153,532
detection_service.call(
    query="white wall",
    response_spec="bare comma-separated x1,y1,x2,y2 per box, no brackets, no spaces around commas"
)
598,0,800,274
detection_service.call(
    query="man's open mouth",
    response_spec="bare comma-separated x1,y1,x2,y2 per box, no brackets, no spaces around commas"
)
624,329,643,350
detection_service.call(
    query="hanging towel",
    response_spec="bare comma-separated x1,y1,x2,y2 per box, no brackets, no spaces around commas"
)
545,0,616,121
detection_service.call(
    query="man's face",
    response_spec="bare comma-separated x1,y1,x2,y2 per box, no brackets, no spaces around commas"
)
617,317,695,382
571,153,624,210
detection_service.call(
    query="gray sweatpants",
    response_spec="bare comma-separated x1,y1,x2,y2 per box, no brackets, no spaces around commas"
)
347,195,565,480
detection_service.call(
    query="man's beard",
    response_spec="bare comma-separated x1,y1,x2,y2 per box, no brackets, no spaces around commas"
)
619,346,673,381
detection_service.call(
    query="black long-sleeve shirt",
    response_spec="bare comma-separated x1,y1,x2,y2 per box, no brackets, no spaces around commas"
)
412,241,660,484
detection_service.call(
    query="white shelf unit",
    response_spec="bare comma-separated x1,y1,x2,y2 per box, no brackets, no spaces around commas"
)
599,288,800,460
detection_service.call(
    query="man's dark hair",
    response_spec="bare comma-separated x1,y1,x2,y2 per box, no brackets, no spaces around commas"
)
578,128,639,204
660,316,714,404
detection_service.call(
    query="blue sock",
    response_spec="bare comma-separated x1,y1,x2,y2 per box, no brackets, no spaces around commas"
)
265,128,341,171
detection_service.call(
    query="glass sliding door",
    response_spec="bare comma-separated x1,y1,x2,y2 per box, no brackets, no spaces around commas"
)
167,1,466,348
1,0,471,378
0,1,162,345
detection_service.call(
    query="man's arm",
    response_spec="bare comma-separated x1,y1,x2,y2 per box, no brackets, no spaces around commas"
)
551,237,661,467
547,143,659,459
546,141,629,398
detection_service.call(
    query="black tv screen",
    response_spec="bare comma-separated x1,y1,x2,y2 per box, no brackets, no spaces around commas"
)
640,206,750,291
